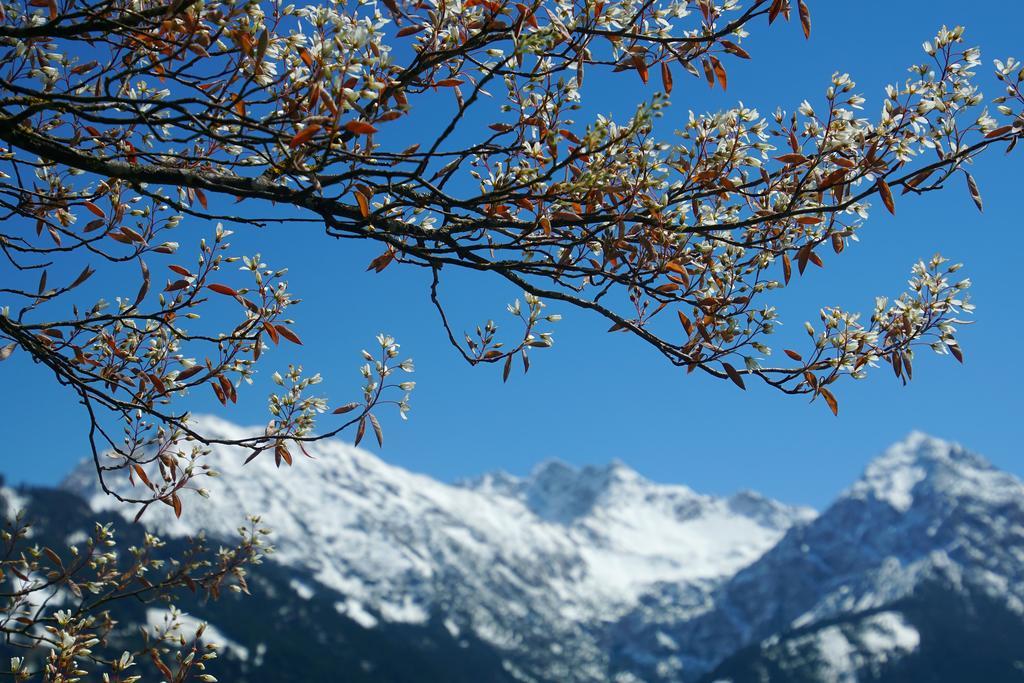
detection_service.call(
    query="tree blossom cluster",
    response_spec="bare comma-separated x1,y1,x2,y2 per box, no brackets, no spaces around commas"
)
0,0,1021,678
1,506,271,681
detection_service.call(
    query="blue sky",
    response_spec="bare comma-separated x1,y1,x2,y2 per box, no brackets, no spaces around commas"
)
3,1,1022,509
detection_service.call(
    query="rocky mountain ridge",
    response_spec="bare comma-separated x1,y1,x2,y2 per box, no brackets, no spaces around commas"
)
47,424,1024,682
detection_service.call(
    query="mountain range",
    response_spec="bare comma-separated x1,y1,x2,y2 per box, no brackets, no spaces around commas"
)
3,418,1023,681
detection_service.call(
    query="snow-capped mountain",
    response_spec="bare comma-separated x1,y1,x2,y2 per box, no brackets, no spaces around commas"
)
51,424,1024,682
63,415,812,681
614,431,1024,682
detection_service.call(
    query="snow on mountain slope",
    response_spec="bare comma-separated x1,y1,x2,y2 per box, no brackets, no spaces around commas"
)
614,432,1024,682
844,430,1021,513
464,460,815,610
62,415,811,677
769,611,920,683
48,425,1024,682
0,486,26,522
705,611,922,683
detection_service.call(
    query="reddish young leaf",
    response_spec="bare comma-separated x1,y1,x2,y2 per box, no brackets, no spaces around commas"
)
798,0,811,38
722,362,746,390
133,464,152,487
119,226,146,244
677,310,694,336
344,120,378,135
877,178,896,214
776,153,808,165
355,191,371,218
176,365,204,382
43,547,63,568
354,416,367,446
275,325,302,345
396,24,426,37
820,387,839,416
965,171,983,213
211,381,227,405
984,125,1014,139
275,442,293,467
366,250,395,273
207,284,238,296
289,124,321,148
70,265,95,289
332,402,360,414
369,413,384,447
634,55,649,84
219,375,236,404
797,245,811,274
709,55,727,90
84,201,105,218
720,40,751,59
902,167,937,194
702,58,715,88
660,61,673,94
263,321,281,344
131,258,149,304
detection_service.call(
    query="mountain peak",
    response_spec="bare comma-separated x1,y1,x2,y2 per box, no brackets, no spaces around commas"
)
527,457,643,488
728,489,816,528
844,432,1014,513
523,458,646,523
459,458,657,524
879,431,985,466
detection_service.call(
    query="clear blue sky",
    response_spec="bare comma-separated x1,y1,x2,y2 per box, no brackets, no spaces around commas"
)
3,1,1021,509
